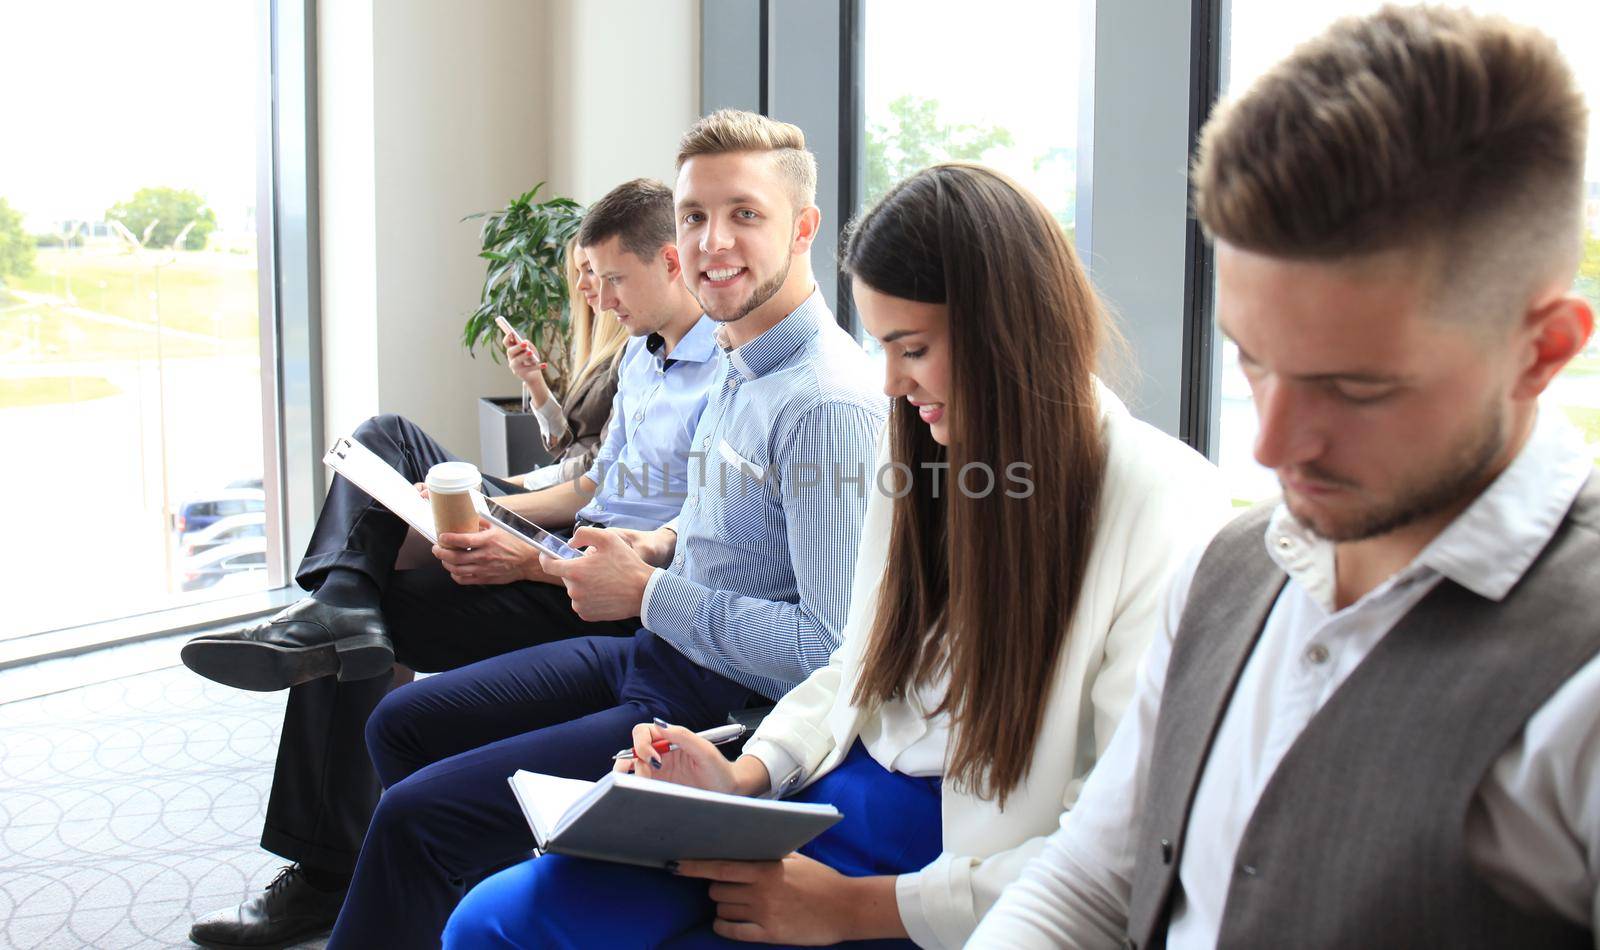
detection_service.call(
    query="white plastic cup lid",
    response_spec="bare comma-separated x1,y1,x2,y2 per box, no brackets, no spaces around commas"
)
425,461,481,493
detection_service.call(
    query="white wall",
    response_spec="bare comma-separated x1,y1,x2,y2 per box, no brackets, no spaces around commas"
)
318,0,551,464
317,0,701,467
545,0,701,203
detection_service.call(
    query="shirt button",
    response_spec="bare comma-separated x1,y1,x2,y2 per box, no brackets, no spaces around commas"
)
1276,535,1293,551
727,378,739,389
633,412,643,422
1306,644,1329,665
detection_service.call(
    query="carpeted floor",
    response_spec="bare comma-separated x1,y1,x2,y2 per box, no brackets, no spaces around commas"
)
0,652,328,949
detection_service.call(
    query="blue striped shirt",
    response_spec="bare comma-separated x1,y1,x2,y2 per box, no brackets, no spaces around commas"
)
641,290,888,700
577,316,720,530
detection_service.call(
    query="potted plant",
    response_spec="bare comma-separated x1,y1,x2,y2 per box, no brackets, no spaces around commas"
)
464,183,584,477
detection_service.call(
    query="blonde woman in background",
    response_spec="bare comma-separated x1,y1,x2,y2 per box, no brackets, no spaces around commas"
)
503,237,629,490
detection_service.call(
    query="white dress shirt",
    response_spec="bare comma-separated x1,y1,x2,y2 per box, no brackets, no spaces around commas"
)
969,405,1600,948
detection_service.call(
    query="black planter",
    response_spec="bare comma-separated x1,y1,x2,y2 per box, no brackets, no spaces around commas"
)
478,396,553,478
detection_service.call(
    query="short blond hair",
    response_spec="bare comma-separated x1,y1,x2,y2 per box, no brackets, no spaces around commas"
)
1193,5,1587,317
676,109,819,211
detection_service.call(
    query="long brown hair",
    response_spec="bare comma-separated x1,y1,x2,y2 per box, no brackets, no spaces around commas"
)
841,164,1107,806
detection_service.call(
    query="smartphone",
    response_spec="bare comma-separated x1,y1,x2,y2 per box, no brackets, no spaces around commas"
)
494,315,525,346
482,498,583,560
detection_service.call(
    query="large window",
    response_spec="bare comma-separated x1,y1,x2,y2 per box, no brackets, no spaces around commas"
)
0,1,279,639
1215,0,1600,503
859,0,1081,234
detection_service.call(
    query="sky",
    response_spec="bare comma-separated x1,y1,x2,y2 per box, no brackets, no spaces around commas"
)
863,0,1082,210
0,0,261,232
2,0,1596,235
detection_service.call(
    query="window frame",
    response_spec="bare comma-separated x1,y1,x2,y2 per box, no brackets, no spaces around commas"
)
0,0,320,670
703,0,1227,452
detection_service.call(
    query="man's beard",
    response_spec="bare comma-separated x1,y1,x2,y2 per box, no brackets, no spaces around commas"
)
1285,401,1508,543
695,255,791,324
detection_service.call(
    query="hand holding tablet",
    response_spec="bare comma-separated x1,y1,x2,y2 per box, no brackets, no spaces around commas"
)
481,498,583,560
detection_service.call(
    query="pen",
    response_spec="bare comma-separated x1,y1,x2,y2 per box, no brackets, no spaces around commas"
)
612,723,746,761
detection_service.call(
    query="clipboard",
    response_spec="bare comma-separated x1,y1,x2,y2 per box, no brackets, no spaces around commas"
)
323,436,486,544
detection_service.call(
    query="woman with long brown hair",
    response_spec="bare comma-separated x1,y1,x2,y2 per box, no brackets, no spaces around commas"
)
501,237,629,489
443,164,1230,949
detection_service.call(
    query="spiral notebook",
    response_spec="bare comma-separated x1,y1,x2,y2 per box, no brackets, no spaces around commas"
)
508,769,842,869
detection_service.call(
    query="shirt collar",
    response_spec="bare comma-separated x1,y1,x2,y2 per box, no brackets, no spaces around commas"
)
1265,403,1594,609
644,315,719,368
718,288,828,381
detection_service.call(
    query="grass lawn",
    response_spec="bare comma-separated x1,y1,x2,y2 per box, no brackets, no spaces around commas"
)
0,375,120,406
1565,354,1600,378
0,300,252,362
3,247,261,365
1562,405,1600,465
12,248,260,341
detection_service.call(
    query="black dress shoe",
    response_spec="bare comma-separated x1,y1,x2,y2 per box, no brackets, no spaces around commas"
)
190,865,346,949
181,598,394,692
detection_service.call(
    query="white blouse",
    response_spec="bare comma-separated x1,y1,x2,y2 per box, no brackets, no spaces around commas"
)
742,383,1233,949
863,670,949,778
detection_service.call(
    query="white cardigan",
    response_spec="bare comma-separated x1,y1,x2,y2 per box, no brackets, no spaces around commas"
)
741,386,1232,949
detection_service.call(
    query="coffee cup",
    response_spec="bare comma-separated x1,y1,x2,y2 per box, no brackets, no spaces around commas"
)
425,462,482,536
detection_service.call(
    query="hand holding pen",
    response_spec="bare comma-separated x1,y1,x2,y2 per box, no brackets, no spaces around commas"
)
612,717,749,795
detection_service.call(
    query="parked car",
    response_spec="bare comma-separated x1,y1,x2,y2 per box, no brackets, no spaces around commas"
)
172,488,265,537
180,537,267,592
181,512,267,559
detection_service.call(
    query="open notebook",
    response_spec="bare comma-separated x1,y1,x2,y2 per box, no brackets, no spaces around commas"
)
508,769,842,869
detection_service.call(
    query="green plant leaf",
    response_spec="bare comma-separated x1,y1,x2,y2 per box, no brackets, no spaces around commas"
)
463,185,585,381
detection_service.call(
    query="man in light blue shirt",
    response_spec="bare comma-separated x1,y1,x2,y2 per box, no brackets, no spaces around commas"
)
485,182,721,539
324,111,888,946
570,316,718,530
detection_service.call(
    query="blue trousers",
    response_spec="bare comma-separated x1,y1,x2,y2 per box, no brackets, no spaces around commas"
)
325,629,756,950
442,742,942,949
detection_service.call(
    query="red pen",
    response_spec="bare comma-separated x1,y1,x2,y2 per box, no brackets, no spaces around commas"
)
611,723,746,761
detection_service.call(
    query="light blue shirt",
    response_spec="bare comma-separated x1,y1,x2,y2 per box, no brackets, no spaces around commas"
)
577,315,720,530
640,290,889,700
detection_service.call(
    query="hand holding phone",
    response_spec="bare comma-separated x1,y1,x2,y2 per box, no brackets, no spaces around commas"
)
497,318,549,409
494,315,525,346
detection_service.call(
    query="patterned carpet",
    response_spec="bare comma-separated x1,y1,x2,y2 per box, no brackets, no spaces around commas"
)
0,657,329,949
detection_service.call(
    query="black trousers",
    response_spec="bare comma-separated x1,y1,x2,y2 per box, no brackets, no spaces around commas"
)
260,413,636,872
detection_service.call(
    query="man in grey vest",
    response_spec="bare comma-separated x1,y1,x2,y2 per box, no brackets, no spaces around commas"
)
971,7,1598,948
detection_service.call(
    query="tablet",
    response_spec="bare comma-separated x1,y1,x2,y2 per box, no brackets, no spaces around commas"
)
482,499,584,560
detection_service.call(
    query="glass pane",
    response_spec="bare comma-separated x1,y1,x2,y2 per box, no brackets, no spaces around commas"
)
1216,0,1600,505
860,0,1081,234
0,1,274,639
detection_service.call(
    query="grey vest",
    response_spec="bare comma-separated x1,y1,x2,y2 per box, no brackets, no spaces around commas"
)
1125,476,1600,949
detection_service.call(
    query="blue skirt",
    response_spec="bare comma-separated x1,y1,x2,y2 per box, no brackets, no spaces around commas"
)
443,741,942,949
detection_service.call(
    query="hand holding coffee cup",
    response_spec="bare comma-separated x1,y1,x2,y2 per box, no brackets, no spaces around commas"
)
424,462,482,538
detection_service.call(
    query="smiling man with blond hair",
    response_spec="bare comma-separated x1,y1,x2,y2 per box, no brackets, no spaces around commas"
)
314,110,887,949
